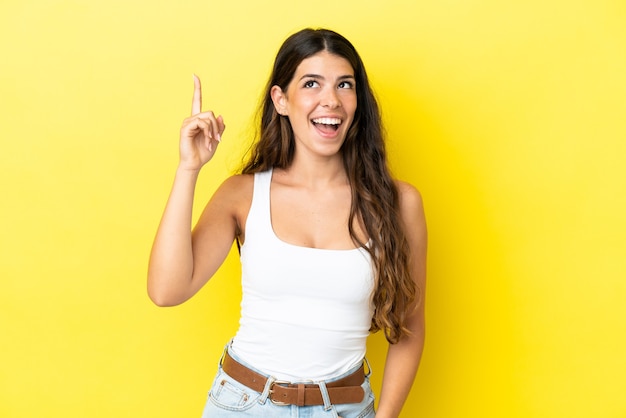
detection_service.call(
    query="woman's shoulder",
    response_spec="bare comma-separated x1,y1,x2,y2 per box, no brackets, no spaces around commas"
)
394,179,426,222
221,172,255,186
216,173,255,201
210,174,255,234
394,179,423,205
393,180,427,245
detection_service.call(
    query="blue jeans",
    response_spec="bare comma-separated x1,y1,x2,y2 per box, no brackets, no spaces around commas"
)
201,346,376,417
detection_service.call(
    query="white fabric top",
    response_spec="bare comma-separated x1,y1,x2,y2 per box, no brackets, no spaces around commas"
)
231,169,375,381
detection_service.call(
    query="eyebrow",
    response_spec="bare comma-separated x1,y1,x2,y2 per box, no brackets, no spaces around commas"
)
299,74,356,81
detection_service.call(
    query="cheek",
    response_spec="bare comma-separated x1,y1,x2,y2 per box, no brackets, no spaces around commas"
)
341,93,357,111
346,99,358,119
288,90,315,106
302,95,319,110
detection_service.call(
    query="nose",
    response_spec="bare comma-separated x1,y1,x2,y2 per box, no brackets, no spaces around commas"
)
321,87,340,108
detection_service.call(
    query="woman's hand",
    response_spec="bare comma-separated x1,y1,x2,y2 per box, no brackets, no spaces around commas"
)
179,75,226,171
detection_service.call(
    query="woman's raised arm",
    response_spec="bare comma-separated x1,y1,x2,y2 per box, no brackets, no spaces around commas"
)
147,76,232,306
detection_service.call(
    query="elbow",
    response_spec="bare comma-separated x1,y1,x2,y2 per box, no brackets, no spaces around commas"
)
146,276,187,307
147,290,182,307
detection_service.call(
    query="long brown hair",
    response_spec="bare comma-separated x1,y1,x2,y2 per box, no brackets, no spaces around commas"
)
241,28,418,343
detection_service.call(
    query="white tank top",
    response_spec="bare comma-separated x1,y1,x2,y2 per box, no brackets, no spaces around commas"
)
231,169,375,381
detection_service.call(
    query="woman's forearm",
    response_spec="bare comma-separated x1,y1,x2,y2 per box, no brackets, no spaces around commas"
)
375,327,425,418
147,166,200,306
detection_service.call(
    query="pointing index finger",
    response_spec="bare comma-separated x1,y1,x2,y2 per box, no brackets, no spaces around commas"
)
192,74,202,115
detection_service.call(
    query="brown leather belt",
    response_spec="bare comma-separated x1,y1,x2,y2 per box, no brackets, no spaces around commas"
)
221,351,366,406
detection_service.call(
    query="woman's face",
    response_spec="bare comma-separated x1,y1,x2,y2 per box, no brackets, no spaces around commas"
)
271,51,357,160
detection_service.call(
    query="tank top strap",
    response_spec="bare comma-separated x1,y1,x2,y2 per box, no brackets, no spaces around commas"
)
245,169,273,242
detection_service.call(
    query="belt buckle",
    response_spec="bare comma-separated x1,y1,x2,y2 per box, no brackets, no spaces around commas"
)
269,380,292,406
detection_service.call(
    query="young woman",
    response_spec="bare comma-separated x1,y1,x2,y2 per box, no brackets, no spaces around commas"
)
148,28,427,418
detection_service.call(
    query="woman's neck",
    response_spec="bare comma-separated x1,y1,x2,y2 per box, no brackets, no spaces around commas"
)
276,154,348,189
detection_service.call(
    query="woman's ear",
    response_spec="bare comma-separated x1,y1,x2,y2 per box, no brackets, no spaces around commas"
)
270,85,287,116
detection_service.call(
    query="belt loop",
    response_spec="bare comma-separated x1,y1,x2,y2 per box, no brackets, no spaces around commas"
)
258,375,275,405
218,341,231,367
363,357,372,378
296,383,305,406
317,381,333,411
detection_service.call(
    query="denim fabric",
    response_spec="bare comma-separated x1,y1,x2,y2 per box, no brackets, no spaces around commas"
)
200,347,375,418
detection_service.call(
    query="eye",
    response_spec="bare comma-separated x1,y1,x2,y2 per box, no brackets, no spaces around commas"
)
338,80,354,89
303,79,319,88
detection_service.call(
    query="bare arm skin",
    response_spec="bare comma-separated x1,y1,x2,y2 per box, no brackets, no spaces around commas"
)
147,76,234,306
376,181,427,418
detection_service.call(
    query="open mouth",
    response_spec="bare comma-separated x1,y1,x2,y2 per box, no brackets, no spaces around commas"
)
312,117,342,133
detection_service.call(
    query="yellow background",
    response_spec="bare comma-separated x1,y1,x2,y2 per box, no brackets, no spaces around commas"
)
1,0,625,417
